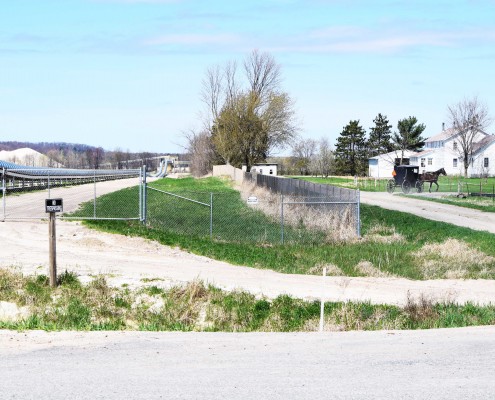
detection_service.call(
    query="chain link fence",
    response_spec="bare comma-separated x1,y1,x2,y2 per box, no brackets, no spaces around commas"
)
2,164,360,244
1,167,143,220
145,174,360,244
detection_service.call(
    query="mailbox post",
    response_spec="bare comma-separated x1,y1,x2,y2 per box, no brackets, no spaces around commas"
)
45,199,63,288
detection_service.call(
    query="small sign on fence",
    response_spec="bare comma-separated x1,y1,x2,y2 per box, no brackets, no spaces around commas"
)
247,196,259,205
45,198,63,213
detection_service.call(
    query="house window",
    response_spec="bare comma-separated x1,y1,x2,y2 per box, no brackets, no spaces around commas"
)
484,158,489,168
420,158,425,167
453,141,458,151
453,158,458,168
427,158,433,166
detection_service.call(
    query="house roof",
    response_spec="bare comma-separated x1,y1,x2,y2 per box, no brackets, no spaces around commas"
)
473,135,495,154
369,150,415,160
411,149,435,157
425,128,457,142
426,127,490,143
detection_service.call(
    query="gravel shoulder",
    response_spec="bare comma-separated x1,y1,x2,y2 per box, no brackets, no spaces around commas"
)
2,218,495,306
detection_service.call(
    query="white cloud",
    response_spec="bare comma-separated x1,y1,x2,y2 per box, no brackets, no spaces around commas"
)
274,27,495,54
90,0,180,3
143,33,239,46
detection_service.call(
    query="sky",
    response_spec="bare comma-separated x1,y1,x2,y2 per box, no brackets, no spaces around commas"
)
1,0,495,154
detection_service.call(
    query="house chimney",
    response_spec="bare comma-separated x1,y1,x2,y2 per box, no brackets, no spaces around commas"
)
442,122,445,131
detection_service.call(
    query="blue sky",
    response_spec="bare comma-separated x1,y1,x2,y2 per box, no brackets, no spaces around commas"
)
1,0,494,154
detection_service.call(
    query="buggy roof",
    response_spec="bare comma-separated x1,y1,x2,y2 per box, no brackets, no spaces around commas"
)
395,165,419,169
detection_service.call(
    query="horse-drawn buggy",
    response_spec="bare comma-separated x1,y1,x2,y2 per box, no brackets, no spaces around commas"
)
386,165,423,194
386,165,447,194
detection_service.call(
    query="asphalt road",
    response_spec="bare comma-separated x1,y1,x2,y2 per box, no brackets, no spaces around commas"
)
1,327,495,400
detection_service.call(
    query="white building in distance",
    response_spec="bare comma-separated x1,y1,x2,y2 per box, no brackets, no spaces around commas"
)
369,128,495,178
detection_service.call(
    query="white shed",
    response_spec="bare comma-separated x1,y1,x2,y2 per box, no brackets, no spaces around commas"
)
242,163,278,176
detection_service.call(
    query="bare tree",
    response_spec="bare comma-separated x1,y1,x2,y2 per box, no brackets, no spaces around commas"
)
312,138,334,178
201,50,299,171
292,138,317,175
447,96,491,178
113,147,125,169
244,49,281,103
183,129,215,177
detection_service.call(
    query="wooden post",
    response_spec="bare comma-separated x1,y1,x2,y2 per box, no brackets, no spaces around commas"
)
49,212,57,287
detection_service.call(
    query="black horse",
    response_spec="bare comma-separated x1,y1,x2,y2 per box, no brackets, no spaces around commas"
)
420,168,447,192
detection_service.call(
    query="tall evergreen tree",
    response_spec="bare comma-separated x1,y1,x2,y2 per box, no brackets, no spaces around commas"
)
334,120,367,176
392,116,426,164
368,113,393,157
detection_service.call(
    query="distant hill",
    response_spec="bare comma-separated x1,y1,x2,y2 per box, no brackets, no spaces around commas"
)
0,141,188,170
0,147,61,167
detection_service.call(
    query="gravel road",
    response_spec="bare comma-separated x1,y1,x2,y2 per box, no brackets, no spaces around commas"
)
360,191,495,234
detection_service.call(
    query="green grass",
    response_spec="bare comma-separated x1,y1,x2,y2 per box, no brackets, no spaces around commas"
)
2,268,495,332
295,175,495,194
70,177,495,280
403,193,495,213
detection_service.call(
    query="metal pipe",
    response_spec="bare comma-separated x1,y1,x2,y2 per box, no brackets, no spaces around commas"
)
210,192,213,240
2,168,5,220
356,189,361,238
143,165,147,224
280,194,284,244
93,170,97,218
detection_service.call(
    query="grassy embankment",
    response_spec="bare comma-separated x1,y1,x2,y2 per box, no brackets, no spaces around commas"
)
2,268,495,332
72,177,495,281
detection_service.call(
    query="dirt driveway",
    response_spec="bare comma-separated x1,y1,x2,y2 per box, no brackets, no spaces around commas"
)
1,181,495,306
360,191,495,234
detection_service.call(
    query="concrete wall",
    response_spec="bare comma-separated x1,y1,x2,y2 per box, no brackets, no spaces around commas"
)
212,165,244,184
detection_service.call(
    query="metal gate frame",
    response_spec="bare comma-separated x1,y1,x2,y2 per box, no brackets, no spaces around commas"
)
1,166,144,221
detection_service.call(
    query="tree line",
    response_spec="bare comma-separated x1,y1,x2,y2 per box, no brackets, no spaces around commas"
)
0,141,180,171
276,114,425,177
186,50,492,178
185,50,429,177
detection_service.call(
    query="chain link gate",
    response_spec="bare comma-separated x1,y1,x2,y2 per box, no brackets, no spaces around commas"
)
1,166,144,221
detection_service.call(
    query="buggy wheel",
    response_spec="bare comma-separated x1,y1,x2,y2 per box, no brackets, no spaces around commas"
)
386,179,395,193
415,181,424,193
401,180,411,194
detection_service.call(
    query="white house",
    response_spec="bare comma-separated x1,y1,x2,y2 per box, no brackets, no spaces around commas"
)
368,150,416,179
242,163,278,176
369,127,495,178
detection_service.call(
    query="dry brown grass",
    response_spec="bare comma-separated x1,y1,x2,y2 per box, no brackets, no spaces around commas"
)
362,223,405,244
355,261,393,278
239,181,357,242
413,238,495,279
308,263,344,276
404,292,439,322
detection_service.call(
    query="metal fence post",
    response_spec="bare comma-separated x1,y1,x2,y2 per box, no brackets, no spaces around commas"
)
93,170,97,218
210,192,213,240
2,168,5,220
280,194,284,244
142,165,147,224
356,189,361,238
139,167,143,221
48,171,51,198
